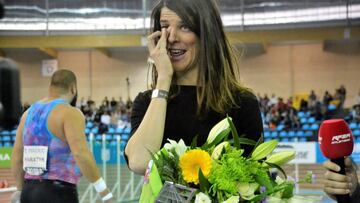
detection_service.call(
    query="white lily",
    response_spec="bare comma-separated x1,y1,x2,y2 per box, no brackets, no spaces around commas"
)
222,196,239,203
195,192,212,203
275,176,285,185
251,140,278,161
264,151,296,167
206,117,232,145
237,182,259,200
163,139,187,157
211,141,230,160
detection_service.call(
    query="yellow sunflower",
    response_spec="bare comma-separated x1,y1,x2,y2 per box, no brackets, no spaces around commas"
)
179,149,212,185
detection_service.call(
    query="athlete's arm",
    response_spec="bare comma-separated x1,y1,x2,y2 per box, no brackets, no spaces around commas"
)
64,107,112,200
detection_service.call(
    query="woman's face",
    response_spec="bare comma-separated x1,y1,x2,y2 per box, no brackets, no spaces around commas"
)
159,7,199,75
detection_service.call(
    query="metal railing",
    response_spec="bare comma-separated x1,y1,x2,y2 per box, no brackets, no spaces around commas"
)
79,133,143,203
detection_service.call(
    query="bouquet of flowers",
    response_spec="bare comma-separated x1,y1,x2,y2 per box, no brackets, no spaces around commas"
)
139,117,318,203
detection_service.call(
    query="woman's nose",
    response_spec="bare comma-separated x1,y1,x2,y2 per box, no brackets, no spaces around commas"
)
167,27,178,44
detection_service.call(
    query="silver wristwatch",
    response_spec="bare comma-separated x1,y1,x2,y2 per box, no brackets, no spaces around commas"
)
151,89,169,100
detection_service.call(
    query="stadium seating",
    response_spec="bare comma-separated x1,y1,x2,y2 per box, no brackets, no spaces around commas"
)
297,111,306,118
349,122,358,130
300,118,307,124
307,117,316,124
279,131,288,137
302,124,310,131
310,123,319,130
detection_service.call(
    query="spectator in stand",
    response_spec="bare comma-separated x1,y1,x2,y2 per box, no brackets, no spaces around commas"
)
286,97,293,108
102,97,109,108
267,108,280,129
263,94,269,106
283,109,300,130
80,97,87,109
110,112,118,129
100,111,111,125
311,101,323,121
268,93,278,107
87,96,95,107
93,108,103,125
333,88,342,108
299,98,308,112
352,105,360,122
125,98,133,110
99,111,111,134
355,90,360,105
119,108,129,122
308,90,317,110
82,105,91,121
87,102,97,121
338,84,346,107
259,94,269,116
118,97,125,109
110,97,118,111
323,91,333,107
276,97,287,113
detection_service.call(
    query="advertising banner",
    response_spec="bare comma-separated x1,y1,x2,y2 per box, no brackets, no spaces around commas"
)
276,142,316,164
0,147,12,168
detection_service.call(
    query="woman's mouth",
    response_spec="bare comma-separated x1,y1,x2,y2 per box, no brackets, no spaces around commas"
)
168,49,187,61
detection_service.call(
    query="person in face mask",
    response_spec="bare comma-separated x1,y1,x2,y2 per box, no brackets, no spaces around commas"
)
11,69,113,203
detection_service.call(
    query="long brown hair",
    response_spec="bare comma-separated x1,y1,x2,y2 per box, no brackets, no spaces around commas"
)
150,0,248,115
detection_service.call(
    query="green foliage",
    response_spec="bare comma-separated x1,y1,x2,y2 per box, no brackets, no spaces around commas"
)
203,128,231,149
190,135,199,149
152,148,186,185
208,147,271,201
227,115,240,149
146,116,302,202
199,168,210,193
264,162,288,179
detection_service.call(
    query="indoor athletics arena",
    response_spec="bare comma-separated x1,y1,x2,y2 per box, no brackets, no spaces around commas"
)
0,0,360,203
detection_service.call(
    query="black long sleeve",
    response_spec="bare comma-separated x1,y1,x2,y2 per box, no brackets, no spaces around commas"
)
128,86,263,155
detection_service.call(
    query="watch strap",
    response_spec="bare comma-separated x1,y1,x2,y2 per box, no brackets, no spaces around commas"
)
151,89,168,100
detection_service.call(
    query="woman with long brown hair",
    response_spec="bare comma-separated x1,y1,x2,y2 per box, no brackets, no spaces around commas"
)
125,0,263,174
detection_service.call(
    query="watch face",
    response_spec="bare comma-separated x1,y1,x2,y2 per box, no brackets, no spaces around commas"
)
151,89,168,99
152,89,159,98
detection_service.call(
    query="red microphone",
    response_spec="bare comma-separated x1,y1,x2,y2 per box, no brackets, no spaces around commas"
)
318,119,354,203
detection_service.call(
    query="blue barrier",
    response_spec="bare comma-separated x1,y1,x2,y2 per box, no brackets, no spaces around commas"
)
92,142,127,165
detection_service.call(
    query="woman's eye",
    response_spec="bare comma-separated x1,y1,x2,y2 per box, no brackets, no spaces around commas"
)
180,25,190,31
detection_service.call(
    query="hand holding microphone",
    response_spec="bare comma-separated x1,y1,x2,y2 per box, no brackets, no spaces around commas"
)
323,157,358,198
318,119,359,202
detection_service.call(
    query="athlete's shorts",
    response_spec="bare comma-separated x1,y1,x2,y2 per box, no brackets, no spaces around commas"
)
21,179,78,203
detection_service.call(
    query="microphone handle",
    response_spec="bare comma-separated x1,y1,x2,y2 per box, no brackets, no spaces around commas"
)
331,157,351,203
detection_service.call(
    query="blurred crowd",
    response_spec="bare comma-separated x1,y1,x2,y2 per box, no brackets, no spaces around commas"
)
77,96,133,134
258,85,360,130
21,85,360,133
22,96,133,134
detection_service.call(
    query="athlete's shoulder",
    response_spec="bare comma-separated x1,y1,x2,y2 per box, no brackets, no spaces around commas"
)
55,103,85,120
65,105,85,119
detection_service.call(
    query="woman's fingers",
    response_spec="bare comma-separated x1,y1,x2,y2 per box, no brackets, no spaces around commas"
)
155,28,168,52
147,31,162,52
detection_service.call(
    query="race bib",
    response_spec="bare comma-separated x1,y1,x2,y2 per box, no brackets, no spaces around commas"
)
23,146,48,176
